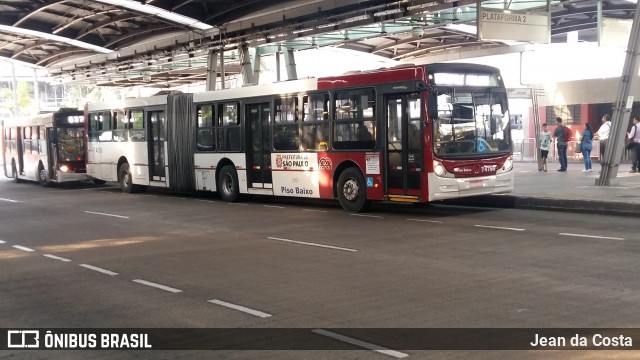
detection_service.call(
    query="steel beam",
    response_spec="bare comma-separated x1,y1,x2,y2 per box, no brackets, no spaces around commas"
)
596,0,640,185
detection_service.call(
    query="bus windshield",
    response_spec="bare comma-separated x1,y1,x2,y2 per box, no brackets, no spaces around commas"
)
57,127,86,162
433,87,511,157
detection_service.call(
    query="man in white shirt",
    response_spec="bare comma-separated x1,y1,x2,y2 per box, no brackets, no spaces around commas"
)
594,114,611,161
627,116,640,173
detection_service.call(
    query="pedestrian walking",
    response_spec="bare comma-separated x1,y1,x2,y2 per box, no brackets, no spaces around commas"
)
627,116,640,173
580,123,594,172
538,123,552,172
553,117,569,172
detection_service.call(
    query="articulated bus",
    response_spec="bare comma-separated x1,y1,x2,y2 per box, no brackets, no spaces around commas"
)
85,63,514,212
2,109,89,185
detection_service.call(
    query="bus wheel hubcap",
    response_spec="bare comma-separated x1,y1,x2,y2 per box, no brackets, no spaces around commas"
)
40,169,46,181
343,179,359,201
223,175,233,195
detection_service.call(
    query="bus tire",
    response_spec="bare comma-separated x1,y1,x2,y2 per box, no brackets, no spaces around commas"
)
218,165,239,202
12,161,21,183
337,167,369,213
119,163,137,193
38,163,51,187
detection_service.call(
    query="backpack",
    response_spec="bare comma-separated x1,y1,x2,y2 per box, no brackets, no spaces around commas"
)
563,126,572,142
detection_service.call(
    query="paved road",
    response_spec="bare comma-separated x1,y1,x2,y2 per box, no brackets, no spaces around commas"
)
1,177,639,359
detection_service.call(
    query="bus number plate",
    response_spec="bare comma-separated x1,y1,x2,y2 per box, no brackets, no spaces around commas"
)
469,180,483,188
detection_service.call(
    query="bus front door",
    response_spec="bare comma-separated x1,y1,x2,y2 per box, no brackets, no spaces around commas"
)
147,111,166,182
46,127,56,180
385,93,423,196
246,102,272,188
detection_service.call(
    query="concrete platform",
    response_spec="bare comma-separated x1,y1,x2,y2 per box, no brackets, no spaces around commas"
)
446,161,640,216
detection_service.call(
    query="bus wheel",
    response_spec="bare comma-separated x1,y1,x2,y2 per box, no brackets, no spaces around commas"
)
12,162,21,183
337,167,369,212
38,163,51,187
218,165,239,202
119,163,135,193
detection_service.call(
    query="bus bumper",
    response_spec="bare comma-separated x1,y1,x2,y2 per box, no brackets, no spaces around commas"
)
56,170,89,183
427,171,514,202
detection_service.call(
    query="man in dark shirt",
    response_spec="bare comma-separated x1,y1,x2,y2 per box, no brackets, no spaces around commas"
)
553,117,568,172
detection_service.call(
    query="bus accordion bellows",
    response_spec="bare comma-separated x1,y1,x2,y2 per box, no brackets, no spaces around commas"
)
2,109,90,186
85,63,514,212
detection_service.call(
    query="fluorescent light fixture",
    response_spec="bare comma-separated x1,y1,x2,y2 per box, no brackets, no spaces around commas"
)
445,23,477,35
93,0,214,30
0,25,112,53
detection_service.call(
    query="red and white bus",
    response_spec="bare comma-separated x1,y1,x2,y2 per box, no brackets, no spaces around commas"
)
85,63,513,212
2,109,89,185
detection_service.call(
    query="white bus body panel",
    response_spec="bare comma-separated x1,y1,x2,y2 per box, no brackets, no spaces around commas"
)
194,153,247,193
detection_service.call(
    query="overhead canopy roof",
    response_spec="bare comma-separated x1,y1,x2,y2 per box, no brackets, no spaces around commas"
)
0,0,635,87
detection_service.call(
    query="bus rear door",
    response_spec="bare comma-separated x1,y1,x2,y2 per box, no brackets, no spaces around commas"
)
147,110,166,182
385,93,423,197
246,102,272,188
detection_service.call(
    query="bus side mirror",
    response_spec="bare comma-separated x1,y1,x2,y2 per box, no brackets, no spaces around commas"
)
427,92,438,120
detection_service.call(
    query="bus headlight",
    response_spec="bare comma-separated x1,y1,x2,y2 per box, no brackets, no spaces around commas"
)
59,165,70,173
433,161,447,177
500,156,513,173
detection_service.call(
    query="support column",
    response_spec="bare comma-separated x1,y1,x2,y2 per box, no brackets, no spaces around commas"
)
596,0,640,185
219,48,225,89
253,52,262,85
11,62,18,117
206,49,218,91
597,0,603,46
284,47,297,80
275,46,281,82
240,44,254,85
33,68,40,113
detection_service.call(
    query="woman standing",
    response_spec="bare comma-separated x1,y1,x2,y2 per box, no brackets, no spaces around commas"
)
581,123,594,172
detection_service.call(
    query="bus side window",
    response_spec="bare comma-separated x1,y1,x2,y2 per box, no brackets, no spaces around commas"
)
113,110,128,142
333,89,376,150
273,97,299,151
196,104,215,151
302,93,329,151
218,102,241,152
129,110,145,141
95,112,113,142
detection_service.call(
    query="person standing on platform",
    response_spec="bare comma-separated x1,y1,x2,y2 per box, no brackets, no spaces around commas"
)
553,117,568,172
627,116,640,173
538,123,552,172
580,123,594,172
594,114,611,163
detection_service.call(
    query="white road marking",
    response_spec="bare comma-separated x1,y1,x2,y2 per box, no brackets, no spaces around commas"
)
312,329,409,358
474,225,525,232
559,233,625,241
196,199,216,203
350,214,382,219
228,202,248,206
407,218,443,224
303,209,328,213
266,237,357,252
79,264,118,276
0,197,21,203
83,211,129,219
132,279,182,293
264,205,285,209
43,254,72,262
208,299,272,318
12,245,34,252
0,240,5,244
